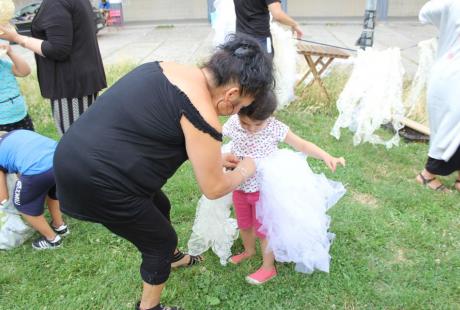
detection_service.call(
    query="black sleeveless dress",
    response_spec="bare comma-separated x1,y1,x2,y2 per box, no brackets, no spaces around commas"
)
54,62,222,223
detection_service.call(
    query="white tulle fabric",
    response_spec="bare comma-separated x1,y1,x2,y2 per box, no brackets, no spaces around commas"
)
188,145,346,272
187,193,238,266
331,48,405,149
404,38,437,124
256,149,346,273
0,174,33,250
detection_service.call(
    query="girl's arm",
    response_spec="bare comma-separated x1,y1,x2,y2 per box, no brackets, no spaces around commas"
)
284,130,345,172
6,46,31,77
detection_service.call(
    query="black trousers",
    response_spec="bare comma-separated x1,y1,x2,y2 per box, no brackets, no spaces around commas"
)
426,145,460,176
103,191,178,285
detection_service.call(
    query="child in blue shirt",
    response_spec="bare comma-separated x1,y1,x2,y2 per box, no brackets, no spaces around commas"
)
0,42,34,132
0,130,69,249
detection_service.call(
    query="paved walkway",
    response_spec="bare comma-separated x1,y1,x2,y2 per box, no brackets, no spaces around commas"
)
13,20,437,78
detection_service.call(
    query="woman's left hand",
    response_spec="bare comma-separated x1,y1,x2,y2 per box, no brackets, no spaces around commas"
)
222,153,240,169
0,24,20,43
323,155,346,172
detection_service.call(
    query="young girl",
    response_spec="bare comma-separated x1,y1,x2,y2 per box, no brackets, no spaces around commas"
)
0,42,34,132
223,91,346,285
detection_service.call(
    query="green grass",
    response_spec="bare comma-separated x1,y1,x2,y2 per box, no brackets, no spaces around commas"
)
1,66,459,309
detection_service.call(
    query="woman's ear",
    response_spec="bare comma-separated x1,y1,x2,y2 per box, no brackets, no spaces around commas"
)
224,87,240,101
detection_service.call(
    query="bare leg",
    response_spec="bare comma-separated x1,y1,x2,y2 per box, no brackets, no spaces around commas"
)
0,171,8,202
47,197,64,228
240,228,257,256
21,214,57,240
139,282,165,310
260,238,275,270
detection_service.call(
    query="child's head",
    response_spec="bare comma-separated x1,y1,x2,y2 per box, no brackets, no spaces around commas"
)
237,90,277,133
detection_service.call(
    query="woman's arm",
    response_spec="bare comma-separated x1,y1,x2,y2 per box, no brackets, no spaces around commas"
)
284,130,345,172
268,2,303,38
181,117,256,200
0,0,73,60
0,25,45,57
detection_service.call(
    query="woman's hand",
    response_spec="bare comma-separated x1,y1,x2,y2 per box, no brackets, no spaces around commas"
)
235,157,256,179
323,155,346,172
222,153,240,169
0,24,20,43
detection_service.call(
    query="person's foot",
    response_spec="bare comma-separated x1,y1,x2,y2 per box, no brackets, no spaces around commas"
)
229,251,254,264
32,235,62,250
416,172,450,192
171,250,203,268
455,179,460,192
51,222,69,237
246,266,277,285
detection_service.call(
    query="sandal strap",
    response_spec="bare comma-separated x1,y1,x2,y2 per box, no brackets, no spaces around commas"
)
435,184,448,192
419,173,435,185
187,255,203,266
171,250,186,263
455,179,460,184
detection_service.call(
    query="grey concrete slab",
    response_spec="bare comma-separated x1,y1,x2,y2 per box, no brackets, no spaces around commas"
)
9,20,437,80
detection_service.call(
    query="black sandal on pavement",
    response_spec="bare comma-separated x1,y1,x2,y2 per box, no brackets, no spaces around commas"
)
417,173,448,192
171,250,203,268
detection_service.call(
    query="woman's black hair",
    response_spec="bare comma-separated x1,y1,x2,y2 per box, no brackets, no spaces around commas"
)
202,33,274,97
238,90,277,121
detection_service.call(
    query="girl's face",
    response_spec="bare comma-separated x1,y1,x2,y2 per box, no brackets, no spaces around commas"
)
238,115,268,134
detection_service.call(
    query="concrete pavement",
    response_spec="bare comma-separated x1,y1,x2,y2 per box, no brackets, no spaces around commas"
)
12,19,438,78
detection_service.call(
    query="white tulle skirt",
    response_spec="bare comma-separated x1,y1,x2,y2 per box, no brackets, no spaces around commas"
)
256,149,346,273
187,148,345,272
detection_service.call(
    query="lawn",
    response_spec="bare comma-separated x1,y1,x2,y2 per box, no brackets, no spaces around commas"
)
0,65,459,310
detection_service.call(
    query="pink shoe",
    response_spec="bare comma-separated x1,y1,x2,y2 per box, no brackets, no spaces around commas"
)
246,266,277,285
229,252,252,264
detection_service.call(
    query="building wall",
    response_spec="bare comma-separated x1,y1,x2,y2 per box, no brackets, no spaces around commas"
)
287,0,367,18
122,0,208,22
12,0,426,23
387,0,426,17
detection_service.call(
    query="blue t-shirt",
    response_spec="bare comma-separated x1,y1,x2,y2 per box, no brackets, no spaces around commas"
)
0,130,57,175
0,59,28,125
99,1,110,9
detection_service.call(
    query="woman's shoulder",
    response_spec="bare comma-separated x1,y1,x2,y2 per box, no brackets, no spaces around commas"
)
160,62,221,131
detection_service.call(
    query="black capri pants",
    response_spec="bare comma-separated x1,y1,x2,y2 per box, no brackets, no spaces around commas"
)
103,191,178,285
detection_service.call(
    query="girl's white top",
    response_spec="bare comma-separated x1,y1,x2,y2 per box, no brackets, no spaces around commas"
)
419,0,460,161
222,115,289,192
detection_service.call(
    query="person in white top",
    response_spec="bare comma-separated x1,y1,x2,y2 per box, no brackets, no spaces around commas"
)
416,0,460,192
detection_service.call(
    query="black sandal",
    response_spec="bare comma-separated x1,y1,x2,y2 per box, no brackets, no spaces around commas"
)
136,302,183,310
418,173,448,192
171,250,203,268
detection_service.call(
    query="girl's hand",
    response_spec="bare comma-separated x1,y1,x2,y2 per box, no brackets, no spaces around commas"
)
292,25,304,39
222,153,240,169
0,24,20,43
323,155,346,172
0,42,12,54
